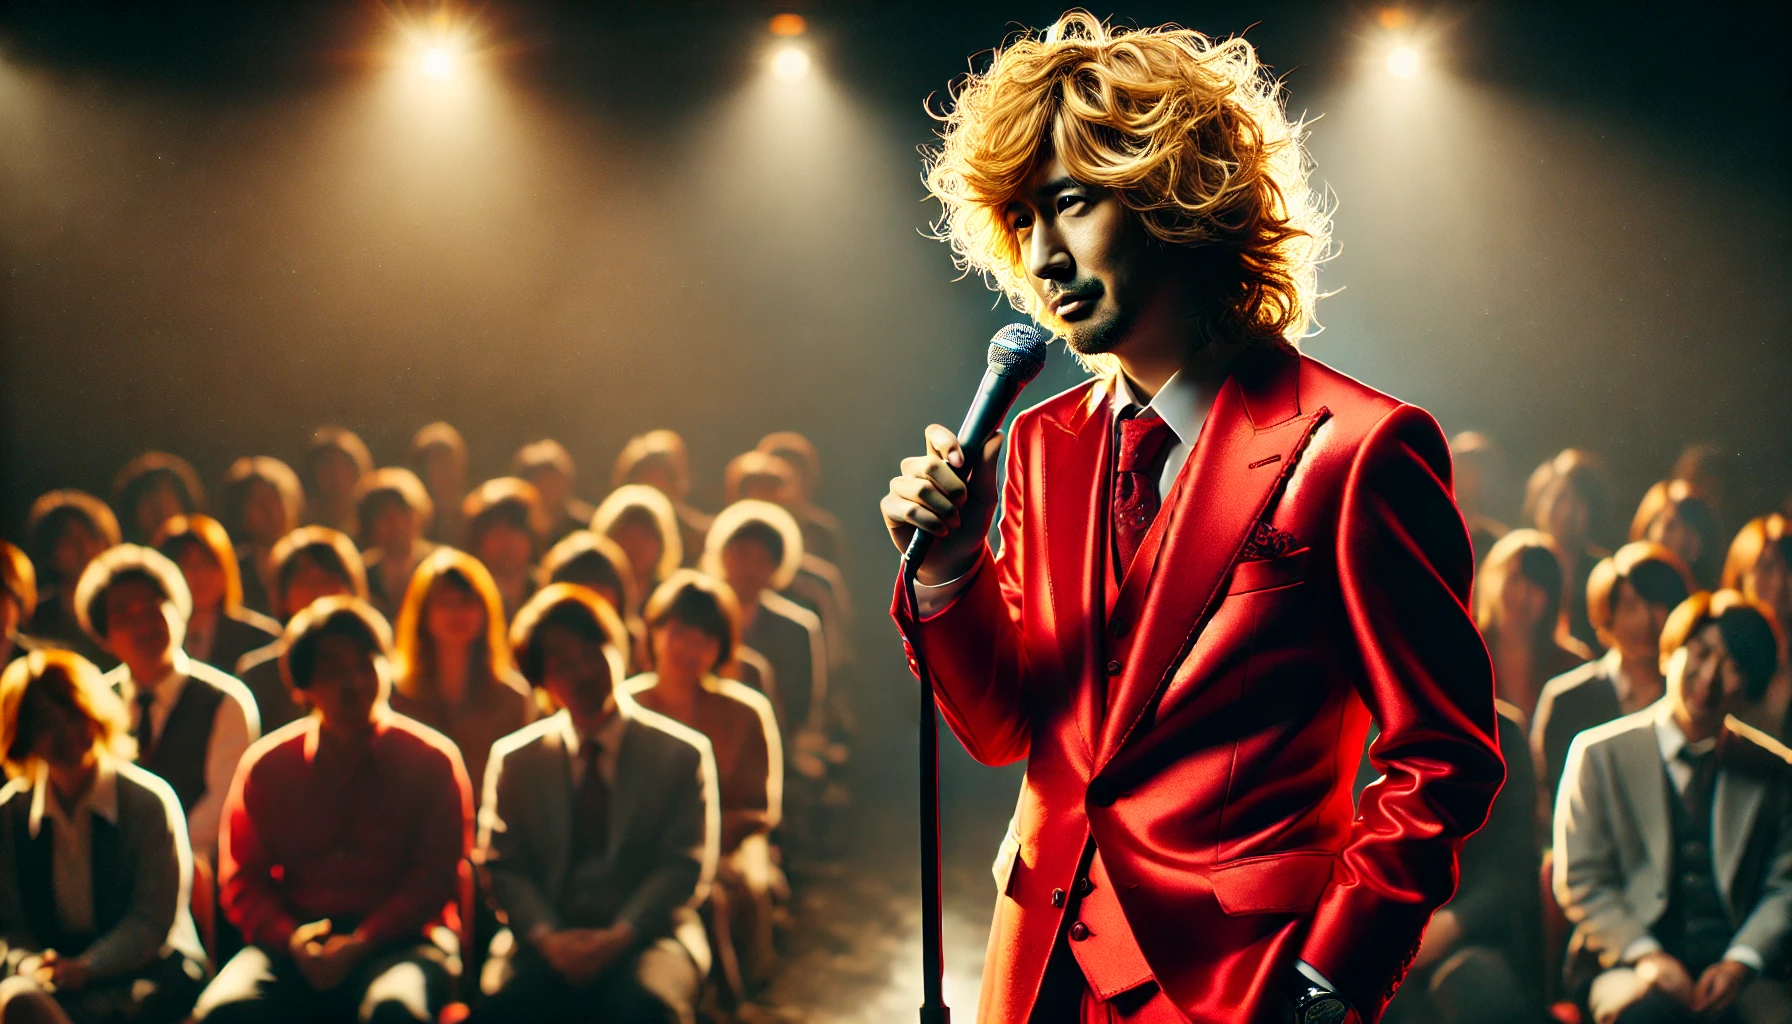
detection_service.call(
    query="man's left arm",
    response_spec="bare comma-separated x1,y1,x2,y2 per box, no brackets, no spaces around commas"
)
1300,403,1505,1018
189,686,257,858
1729,777,1792,970
354,746,472,948
615,736,717,942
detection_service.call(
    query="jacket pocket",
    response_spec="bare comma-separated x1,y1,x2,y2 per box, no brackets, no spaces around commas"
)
1226,547,1311,595
1210,849,1335,915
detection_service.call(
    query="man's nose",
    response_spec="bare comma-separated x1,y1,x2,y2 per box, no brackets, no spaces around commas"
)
1026,218,1073,284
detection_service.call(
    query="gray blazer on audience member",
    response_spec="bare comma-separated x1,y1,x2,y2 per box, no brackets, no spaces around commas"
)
1553,704,1792,975
477,706,718,974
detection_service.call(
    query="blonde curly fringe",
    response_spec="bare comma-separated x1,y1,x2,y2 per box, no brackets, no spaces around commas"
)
923,11,1332,374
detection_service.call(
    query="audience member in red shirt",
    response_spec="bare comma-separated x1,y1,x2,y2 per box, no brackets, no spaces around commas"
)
192,596,472,1024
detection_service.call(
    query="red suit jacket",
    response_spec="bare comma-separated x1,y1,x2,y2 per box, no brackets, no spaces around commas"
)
892,345,1504,1023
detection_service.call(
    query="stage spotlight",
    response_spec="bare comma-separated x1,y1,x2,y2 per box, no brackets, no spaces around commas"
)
771,45,811,82
419,45,456,79
769,13,807,37
1387,44,1420,78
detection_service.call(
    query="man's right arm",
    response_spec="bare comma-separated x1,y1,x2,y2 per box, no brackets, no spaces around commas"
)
477,742,561,941
218,754,299,950
1554,734,1654,964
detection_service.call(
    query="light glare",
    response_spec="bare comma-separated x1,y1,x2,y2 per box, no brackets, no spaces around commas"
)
1387,45,1420,79
771,45,811,82
420,46,455,79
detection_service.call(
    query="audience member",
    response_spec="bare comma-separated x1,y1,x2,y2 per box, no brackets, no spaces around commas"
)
471,584,716,1024
623,571,782,992
0,649,208,1024
1555,590,1791,1023
409,423,468,547
1527,449,1617,651
754,432,847,571
541,530,646,670
514,440,595,547
593,485,683,616
1672,444,1741,534
110,453,205,547
74,545,258,867
301,428,374,535
233,527,368,732
24,492,121,671
612,431,710,566
151,515,281,678
1722,515,1792,741
194,598,470,1024
389,547,535,807
352,468,436,622
1533,542,1694,809
2,542,43,670
219,457,304,618
1632,480,1723,591
1476,528,1592,723
1449,430,1511,567
462,478,542,623
1381,700,1544,1024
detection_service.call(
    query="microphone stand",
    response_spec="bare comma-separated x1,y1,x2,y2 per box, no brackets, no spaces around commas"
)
900,531,949,1024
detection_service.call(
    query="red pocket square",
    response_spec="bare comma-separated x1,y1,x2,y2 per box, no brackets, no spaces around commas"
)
1241,521,1299,560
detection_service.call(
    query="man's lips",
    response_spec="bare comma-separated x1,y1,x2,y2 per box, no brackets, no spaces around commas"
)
1050,292,1097,318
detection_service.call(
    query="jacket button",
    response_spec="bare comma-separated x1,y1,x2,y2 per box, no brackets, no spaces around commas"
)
1087,779,1117,807
1069,922,1090,941
1105,659,1122,676
1075,876,1093,896
1050,888,1065,908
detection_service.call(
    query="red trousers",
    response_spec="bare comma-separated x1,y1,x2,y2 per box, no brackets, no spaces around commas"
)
1027,929,1190,1024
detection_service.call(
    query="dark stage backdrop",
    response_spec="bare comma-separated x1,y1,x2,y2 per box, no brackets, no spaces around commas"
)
3,2,1789,824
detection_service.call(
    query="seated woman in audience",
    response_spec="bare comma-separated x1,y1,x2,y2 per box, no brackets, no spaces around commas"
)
409,422,468,547
193,598,470,1024
463,478,542,623
352,468,436,622
612,430,710,565
1722,513,1792,740
592,484,683,617
1476,529,1592,723
1449,430,1510,567
301,427,375,535
2,542,45,670
756,431,847,572
25,492,121,671
219,456,304,618
513,440,595,547
151,515,281,677
1632,480,1723,591
703,501,827,765
541,530,646,670
0,649,209,1024
1526,449,1616,651
622,570,783,993
389,548,535,807
74,545,259,869
233,527,368,732
1532,541,1693,812
110,453,205,546
470,584,714,1024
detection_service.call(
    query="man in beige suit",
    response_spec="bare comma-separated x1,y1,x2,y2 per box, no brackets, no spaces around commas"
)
1556,590,1792,1023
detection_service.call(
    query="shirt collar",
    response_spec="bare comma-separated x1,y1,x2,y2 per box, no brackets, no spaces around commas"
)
557,700,626,760
141,651,191,708
28,754,120,839
1654,699,1719,766
1110,367,1208,449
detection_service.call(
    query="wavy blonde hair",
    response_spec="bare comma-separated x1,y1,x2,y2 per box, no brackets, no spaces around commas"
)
924,11,1330,371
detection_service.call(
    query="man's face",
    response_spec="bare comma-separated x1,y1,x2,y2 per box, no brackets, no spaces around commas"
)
51,520,105,580
1609,580,1668,663
24,688,94,771
538,623,614,720
1537,483,1589,549
1644,508,1702,578
282,556,352,622
103,577,179,668
652,619,722,681
611,522,664,588
1666,622,1750,737
133,481,185,543
303,633,385,732
476,522,534,575
367,499,417,553
419,449,463,501
721,538,778,600
242,481,289,546
525,468,568,515
1005,154,1182,359
313,450,359,504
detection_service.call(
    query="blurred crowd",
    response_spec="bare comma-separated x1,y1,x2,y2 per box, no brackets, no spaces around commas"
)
1376,436,1792,1024
0,423,859,1024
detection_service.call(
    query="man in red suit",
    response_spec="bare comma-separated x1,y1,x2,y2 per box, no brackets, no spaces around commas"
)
880,14,1505,1024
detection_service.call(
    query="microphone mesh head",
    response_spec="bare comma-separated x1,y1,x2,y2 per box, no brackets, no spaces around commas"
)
987,323,1050,383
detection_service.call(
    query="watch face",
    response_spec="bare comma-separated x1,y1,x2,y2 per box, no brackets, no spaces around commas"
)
1301,996,1348,1024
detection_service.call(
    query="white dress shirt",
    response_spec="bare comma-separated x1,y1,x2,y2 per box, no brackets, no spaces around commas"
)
914,367,1212,615
28,755,121,935
561,703,627,790
1618,703,1763,971
115,651,254,859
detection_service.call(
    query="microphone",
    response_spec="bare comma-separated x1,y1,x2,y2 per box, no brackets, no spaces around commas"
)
902,322,1050,572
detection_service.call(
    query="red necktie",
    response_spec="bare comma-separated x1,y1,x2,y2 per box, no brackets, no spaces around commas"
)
1114,414,1177,578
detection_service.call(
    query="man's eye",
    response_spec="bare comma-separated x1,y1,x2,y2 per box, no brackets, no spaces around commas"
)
1056,193,1086,213
1009,211,1033,231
